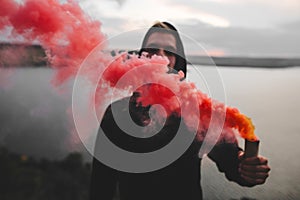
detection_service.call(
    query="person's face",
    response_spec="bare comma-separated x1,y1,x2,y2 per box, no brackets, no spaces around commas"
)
143,32,177,69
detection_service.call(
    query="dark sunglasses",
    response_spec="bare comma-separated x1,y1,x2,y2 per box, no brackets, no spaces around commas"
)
141,47,176,57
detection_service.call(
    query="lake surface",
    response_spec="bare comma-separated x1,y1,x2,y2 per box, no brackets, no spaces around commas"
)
189,66,300,199
1,65,300,199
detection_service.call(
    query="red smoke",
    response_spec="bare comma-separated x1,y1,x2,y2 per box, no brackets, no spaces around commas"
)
98,54,257,142
1,0,106,85
0,0,257,144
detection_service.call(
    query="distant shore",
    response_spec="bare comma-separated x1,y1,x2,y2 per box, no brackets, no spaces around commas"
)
187,55,300,68
1,43,299,68
0,43,47,67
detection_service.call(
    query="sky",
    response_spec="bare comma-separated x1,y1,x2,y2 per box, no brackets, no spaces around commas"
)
0,0,299,57
78,0,300,57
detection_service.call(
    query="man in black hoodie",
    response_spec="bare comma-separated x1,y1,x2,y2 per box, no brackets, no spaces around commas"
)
90,21,270,200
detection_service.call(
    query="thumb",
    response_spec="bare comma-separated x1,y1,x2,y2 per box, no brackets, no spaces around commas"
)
238,150,245,161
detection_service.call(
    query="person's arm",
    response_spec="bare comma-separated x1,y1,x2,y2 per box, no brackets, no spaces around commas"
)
90,158,117,200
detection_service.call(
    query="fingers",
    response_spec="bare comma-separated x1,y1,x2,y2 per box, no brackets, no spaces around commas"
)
239,166,270,185
240,170,269,180
240,163,270,173
238,150,244,160
240,173,267,185
238,156,271,185
242,156,268,165
239,164,270,177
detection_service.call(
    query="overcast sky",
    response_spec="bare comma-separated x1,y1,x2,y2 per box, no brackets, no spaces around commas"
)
78,0,300,57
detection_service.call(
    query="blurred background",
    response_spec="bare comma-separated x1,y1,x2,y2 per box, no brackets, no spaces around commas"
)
1,0,300,199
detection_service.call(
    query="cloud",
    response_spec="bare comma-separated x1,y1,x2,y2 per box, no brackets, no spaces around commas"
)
177,20,300,57
160,0,300,29
114,0,126,7
64,0,300,57
79,15,300,57
79,0,231,28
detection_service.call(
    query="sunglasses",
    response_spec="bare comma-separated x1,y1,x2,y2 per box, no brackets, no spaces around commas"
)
141,47,176,57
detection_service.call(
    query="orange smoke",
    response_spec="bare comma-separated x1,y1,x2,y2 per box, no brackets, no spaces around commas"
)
225,107,258,141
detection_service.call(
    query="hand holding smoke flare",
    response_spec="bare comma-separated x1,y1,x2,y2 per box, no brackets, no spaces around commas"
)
1,0,259,146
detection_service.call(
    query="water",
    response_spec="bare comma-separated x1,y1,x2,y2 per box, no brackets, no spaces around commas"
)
1,66,300,199
189,66,300,199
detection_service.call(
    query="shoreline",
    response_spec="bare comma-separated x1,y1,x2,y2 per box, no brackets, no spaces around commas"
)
1,43,300,68
187,55,300,68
